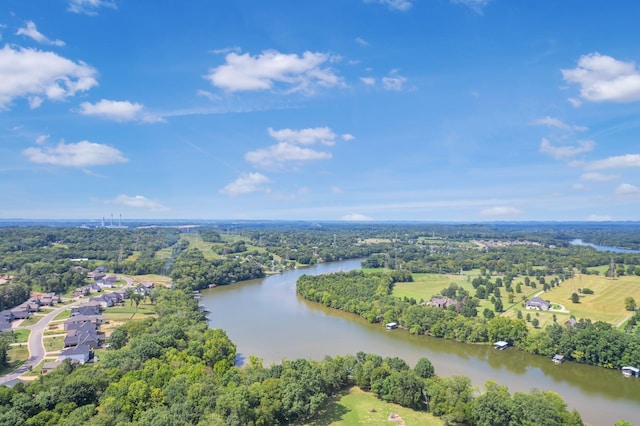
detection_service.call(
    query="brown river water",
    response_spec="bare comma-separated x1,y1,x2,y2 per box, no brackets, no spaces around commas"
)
201,259,640,425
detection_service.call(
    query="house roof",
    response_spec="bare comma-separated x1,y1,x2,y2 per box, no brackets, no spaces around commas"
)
527,296,550,306
60,344,91,357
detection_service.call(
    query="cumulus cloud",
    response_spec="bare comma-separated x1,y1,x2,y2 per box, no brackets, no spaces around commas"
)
206,49,342,94
221,172,270,195
562,53,640,103
245,143,331,169
35,134,49,144
451,0,491,13
533,116,587,132
539,138,595,160
382,70,408,91
355,37,369,47
268,127,340,146
341,213,373,221
112,194,167,211
22,140,127,167
0,45,97,109
365,0,412,11
585,154,640,171
580,172,618,182
479,206,523,218
78,99,163,123
614,183,640,199
16,21,65,46
586,214,612,221
245,126,353,169
68,0,116,15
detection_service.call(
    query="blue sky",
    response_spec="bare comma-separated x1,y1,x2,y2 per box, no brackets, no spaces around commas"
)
1,0,639,221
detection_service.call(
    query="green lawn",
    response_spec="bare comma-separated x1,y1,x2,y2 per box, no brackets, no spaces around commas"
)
130,274,172,286
0,344,29,375
103,303,157,321
13,329,30,343
52,309,71,321
19,315,44,327
299,386,443,426
43,336,65,352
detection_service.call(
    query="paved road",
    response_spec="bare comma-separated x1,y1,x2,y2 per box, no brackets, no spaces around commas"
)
2,300,80,385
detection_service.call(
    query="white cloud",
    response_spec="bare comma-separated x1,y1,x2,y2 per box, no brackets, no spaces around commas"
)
360,77,376,86
533,116,587,132
206,49,342,94
568,97,581,107
365,0,412,11
268,127,339,146
35,134,49,144
28,96,43,109
562,53,640,103
580,172,618,182
78,99,163,123
221,172,270,195
585,154,640,171
196,89,220,101
0,45,97,109
16,21,65,46
586,214,612,221
210,46,241,55
479,206,523,218
451,0,491,14
539,138,595,160
112,194,167,211
614,183,640,199
342,133,355,141
382,70,408,91
245,143,331,169
68,0,116,15
355,37,369,47
341,213,373,221
22,140,127,167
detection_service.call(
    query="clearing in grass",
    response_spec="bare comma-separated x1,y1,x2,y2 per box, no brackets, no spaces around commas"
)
299,386,442,426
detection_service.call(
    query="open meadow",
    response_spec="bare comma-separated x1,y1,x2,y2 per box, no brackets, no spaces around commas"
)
300,386,442,426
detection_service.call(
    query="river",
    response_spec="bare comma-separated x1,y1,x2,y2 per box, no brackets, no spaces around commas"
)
570,239,640,254
202,259,640,425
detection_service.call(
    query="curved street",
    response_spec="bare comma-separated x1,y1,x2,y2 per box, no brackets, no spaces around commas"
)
2,301,79,385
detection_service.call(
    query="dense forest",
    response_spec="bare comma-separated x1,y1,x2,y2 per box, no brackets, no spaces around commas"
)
0,288,584,425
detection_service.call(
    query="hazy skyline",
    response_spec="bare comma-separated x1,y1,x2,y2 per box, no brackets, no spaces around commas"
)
1,0,639,221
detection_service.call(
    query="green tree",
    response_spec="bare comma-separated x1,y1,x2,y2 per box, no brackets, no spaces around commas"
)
624,297,636,312
414,357,435,379
571,293,580,304
472,381,514,426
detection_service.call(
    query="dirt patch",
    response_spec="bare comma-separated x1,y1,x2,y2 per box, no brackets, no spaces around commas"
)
388,412,406,425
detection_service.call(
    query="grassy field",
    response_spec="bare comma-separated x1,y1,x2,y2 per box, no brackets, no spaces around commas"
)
393,273,541,316
103,302,157,321
130,274,172,286
541,274,640,326
0,344,29,375
13,329,30,343
19,314,44,327
299,386,442,426
52,309,71,321
43,336,65,352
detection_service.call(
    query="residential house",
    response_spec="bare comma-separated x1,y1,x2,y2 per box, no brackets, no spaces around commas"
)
426,297,456,309
58,344,93,364
526,296,551,311
89,294,114,309
72,286,90,297
564,317,578,327
41,360,64,374
72,304,101,317
0,310,14,322
64,314,105,330
10,306,30,320
103,274,118,284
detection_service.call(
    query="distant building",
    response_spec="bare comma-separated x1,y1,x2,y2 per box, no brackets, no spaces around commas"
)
526,297,551,311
